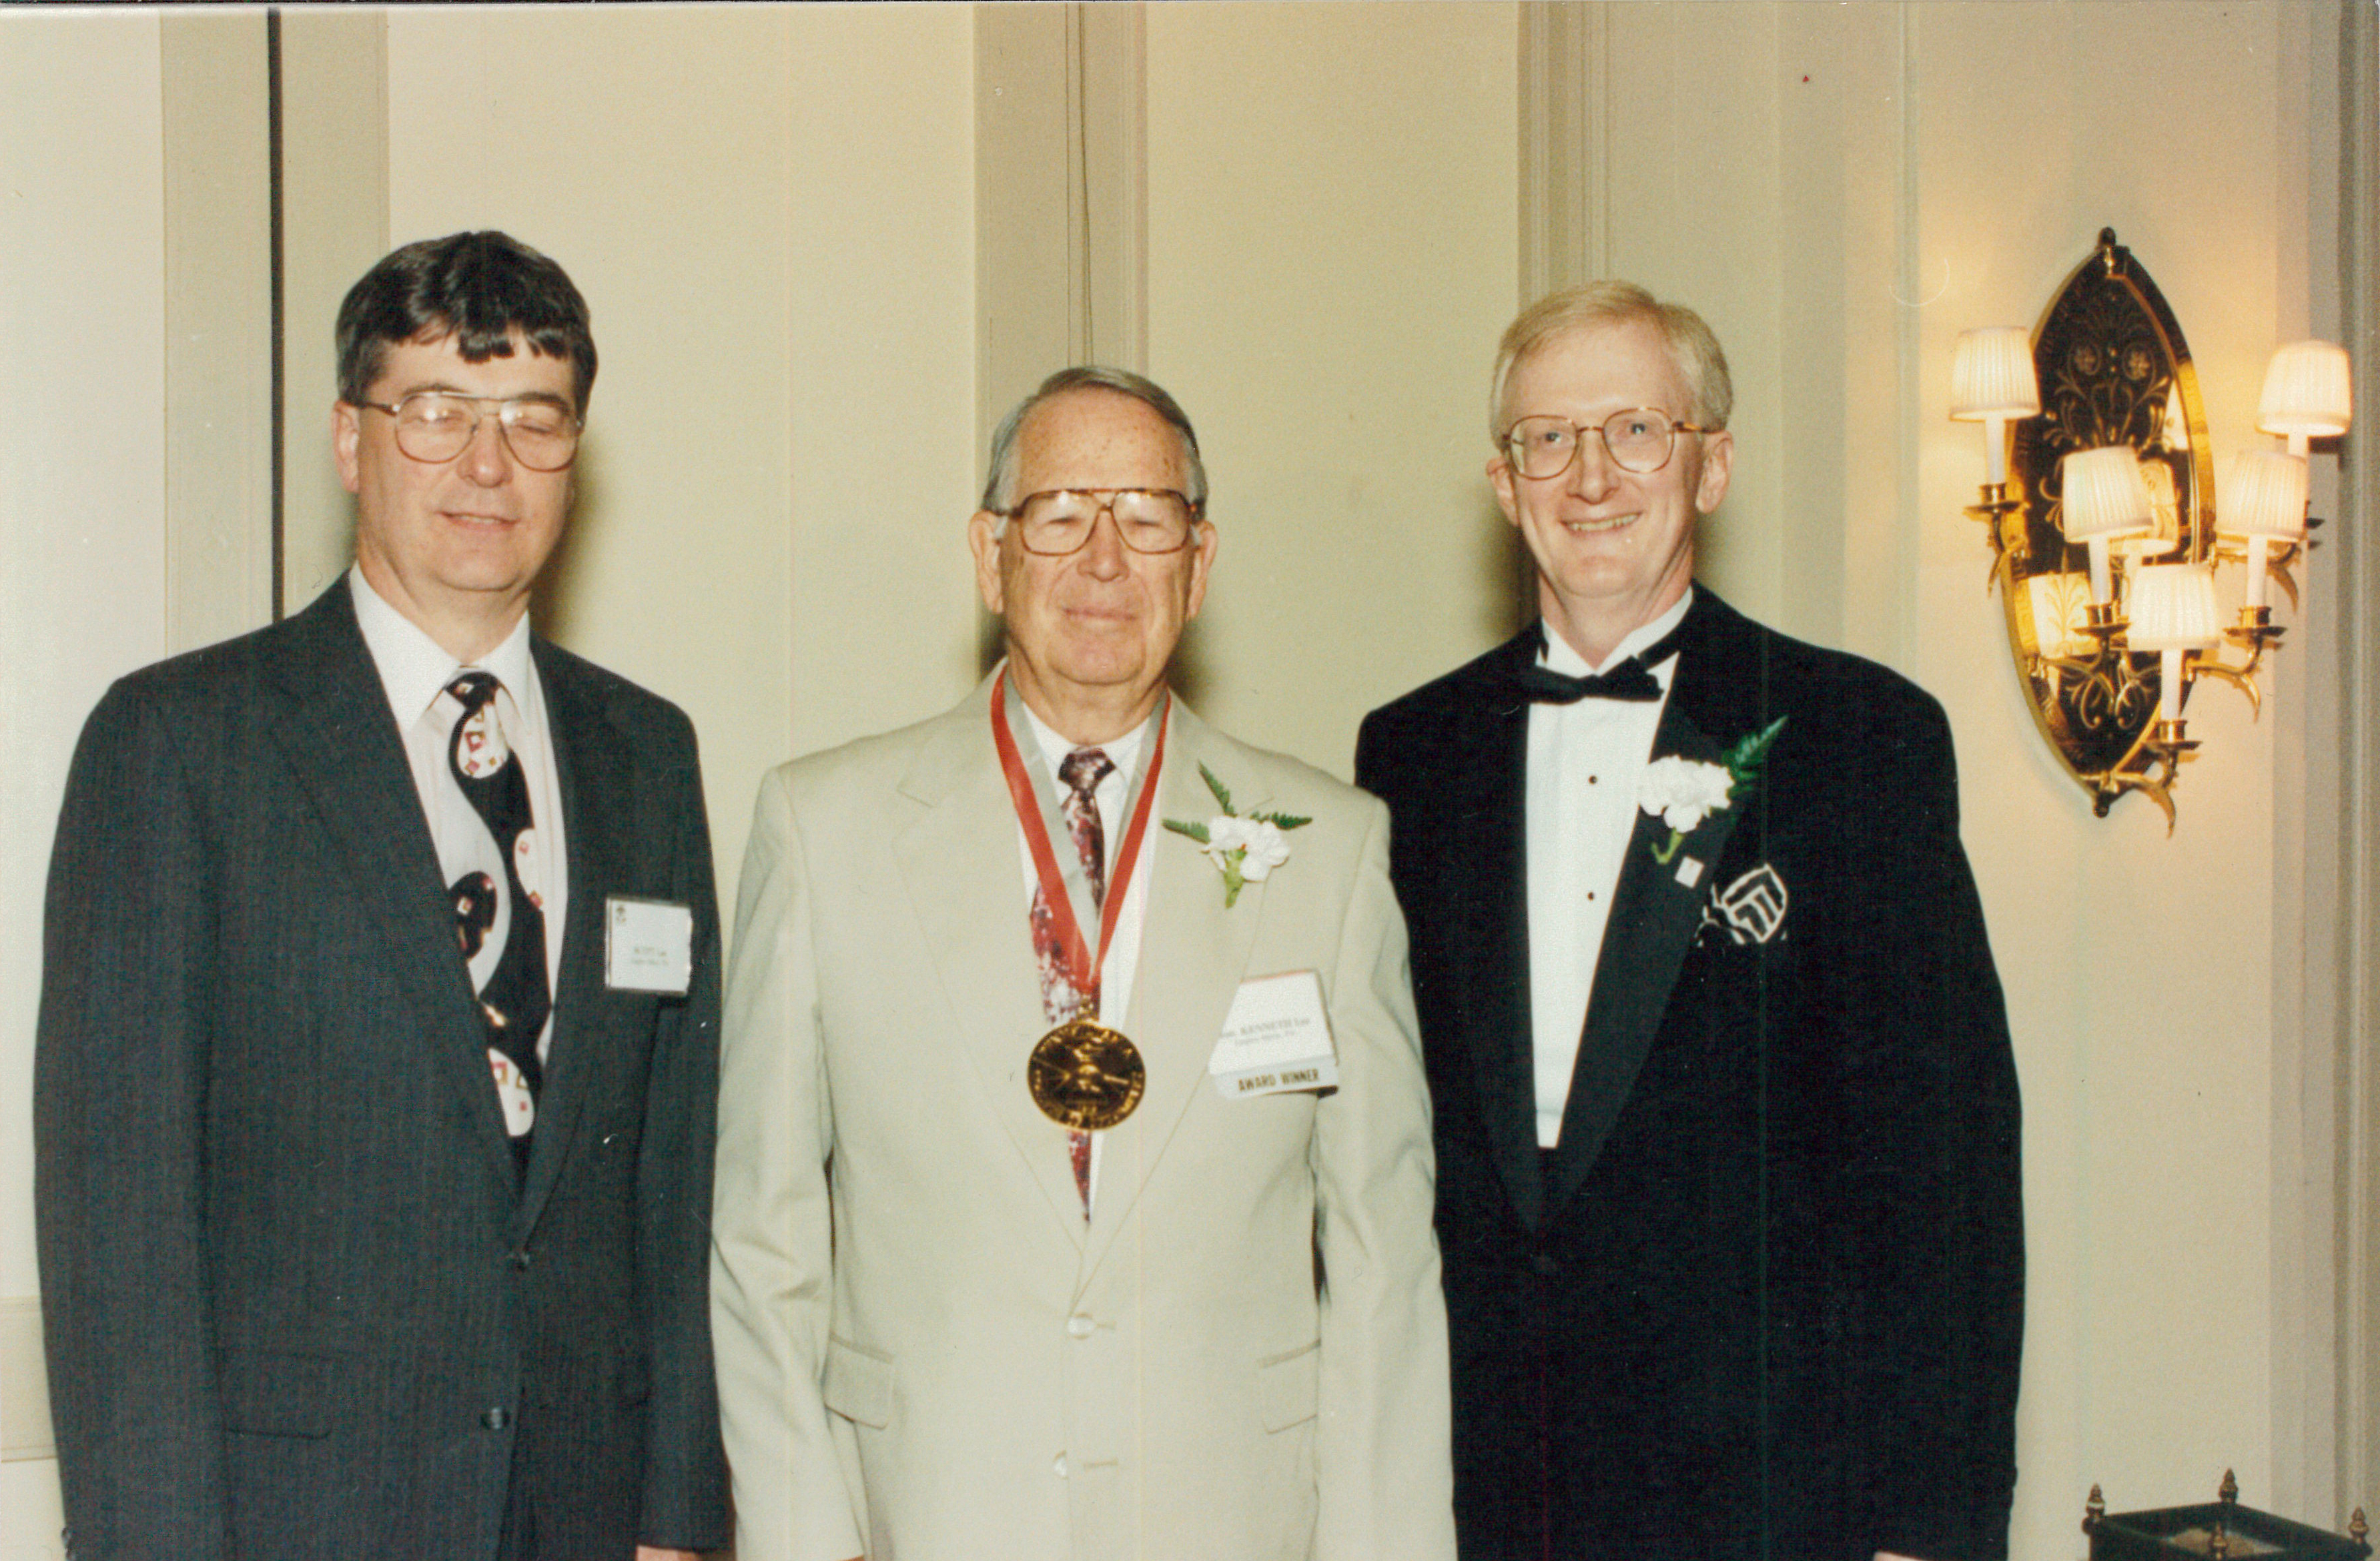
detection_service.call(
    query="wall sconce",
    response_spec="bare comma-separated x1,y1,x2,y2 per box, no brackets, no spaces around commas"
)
1950,229,2353,829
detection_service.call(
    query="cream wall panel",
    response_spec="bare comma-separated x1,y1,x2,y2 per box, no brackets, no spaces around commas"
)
779,5,979,767
0,11,167,1543
1146,1,1519,778
382,7,807,915
1909,6,2289,1556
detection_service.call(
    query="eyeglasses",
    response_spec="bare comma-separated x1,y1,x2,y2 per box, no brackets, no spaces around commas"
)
358,391,582,472
1499,409,1716,480
1002,488,1204,556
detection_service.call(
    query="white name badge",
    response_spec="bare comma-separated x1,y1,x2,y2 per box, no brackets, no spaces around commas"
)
605,896,693,995
1208,969,1338,1099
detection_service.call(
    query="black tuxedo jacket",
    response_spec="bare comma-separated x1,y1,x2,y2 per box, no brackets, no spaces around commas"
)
1357,590,2022,1561
35,581,729,1560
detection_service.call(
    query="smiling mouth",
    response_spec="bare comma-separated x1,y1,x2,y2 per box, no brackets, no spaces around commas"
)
1563,513,1641,534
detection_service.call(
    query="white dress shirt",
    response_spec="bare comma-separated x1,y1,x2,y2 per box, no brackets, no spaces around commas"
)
1525,588,1692,1147
350,565,568,1061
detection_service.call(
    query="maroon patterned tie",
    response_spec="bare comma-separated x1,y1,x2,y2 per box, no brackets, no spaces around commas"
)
1034,746,1114,1213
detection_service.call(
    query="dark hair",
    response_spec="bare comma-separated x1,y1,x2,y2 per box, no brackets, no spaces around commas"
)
335,231,596,414
981,365,1208,514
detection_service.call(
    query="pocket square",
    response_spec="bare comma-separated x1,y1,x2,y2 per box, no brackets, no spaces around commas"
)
1699,863,1789,945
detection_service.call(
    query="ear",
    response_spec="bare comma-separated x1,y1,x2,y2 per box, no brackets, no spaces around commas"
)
334,402,363,495
1488,452,1521,528
1693,430,1734,515
1182,520,1220,620
967,510,1007,614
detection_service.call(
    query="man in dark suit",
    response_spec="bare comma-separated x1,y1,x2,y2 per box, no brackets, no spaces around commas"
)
1357,283,2023,1561
35,231,728,1560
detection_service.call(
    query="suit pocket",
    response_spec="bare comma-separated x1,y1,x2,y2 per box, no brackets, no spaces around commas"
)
823,1336,893,1429
219,1350,340,1438
1255,1340,1319,1433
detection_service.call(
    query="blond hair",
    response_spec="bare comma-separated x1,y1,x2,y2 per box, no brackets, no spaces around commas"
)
1489,281,1732,440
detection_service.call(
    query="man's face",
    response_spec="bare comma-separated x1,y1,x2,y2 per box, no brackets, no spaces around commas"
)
1490,317,1732,652
969,388,1217,726
334,330,577,641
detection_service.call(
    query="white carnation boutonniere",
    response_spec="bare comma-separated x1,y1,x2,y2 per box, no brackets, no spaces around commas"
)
1638,716,1788,864
1164,764,1310,907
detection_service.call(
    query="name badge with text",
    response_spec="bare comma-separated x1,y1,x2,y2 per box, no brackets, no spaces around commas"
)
605,896,693,995
1208,969,1338,1099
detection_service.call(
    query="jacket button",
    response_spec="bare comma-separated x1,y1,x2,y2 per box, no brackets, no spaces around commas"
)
1066,1315,1094,1338
1532,1251,1560,1277
482,1407,510,1430
509,1247,532,1271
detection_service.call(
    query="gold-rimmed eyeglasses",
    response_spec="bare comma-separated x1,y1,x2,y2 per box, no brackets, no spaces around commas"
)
1500,408,1715,480
358,391,583,472
1002,488,1204,556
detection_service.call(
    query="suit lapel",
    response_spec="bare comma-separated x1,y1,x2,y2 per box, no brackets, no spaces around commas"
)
511,646,629,1237
893,678,1092,1249
260,584,522,1199
1447,640,1548,1230
1547,594,1749,1209
1076,701,1266,1294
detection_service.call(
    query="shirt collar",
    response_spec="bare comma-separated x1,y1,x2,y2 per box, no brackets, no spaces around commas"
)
348,564,536,726
1020,692,1150,779
1541,586,1693,679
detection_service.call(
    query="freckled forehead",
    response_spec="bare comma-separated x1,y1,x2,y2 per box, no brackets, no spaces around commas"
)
1505,318,1693,423
1014,388,1190,492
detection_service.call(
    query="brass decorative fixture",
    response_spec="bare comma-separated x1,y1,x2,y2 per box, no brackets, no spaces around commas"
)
1950,229,2353,829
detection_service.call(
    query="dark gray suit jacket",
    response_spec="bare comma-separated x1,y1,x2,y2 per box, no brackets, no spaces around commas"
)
1358,590,2023,1561
35,580,729,1560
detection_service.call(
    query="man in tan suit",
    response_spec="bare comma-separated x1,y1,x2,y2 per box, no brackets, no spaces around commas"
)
711,367,1454,1561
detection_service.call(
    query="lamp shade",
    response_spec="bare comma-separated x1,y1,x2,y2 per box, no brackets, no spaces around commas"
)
2126,563,2221,652
1950,328,2041,419
2218,450,2309,540
2060,447,2155,540
2257,340,2353,438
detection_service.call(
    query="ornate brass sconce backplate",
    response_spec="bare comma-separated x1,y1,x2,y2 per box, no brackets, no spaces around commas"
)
1992,229,2218,819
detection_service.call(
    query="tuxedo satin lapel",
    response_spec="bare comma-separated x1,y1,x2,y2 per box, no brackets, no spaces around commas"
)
510,650,627,1238
1453,652,1547,1230
893,690,1089,1249
1546,682,1739,1209
261,588,521,1197
1076,702,1265,1295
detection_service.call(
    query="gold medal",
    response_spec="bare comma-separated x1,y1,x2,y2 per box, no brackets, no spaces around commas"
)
1028,1017,1147,1131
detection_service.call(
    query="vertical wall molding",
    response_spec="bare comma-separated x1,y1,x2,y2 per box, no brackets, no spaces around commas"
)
974,0,1148,464
1074,2,1147,375
161,13,274,654
2333,0,2379,1523
1516,1,1605,306
273,10,386,616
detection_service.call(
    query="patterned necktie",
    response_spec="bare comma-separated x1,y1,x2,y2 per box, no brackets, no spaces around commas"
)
444,672,550,1170
1032,746,1114,1213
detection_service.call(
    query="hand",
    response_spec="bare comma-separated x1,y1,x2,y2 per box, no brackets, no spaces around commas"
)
636,1550,701,1561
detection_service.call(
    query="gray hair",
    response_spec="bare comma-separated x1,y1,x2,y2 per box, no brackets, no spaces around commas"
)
981,366,1209,519
1489,280,1733,438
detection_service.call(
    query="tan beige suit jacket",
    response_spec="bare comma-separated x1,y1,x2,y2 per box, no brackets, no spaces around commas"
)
712,678,1453,1561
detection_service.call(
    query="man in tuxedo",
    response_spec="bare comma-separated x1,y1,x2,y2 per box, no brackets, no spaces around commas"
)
35,231,728,1560
711,366,1453,1561
1356,284,2024,1561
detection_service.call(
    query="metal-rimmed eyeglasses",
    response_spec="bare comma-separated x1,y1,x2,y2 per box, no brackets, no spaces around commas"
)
1002,488,1204,556
1500,408,1717,480
358,391,583,472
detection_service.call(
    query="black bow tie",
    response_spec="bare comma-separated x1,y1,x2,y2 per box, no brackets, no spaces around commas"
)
1514,659,1661,703
1515,623,1685,704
